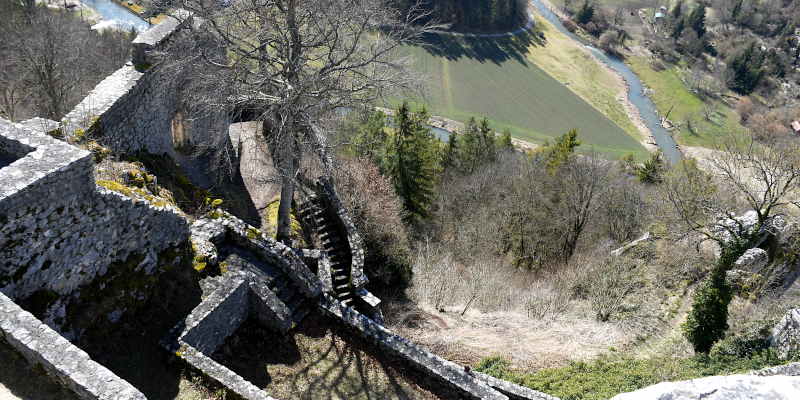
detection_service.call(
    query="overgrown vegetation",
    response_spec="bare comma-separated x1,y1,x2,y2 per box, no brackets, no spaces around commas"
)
476,348,793,400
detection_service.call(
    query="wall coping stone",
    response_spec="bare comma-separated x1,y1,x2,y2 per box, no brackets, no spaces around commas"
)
190,212,322,298
0,292,145,400
0,119,91,203
181,345,278,400
60,66,145,141
318,293,509,400
475,371,560,400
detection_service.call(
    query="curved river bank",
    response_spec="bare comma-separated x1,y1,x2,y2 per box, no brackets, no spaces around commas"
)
82,0,149,32
529,0,681,163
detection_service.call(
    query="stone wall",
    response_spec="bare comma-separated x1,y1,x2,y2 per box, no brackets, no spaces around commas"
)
0,119,189,335
318,293,555,400
61,11,225,159
0,292,146,400
179,275,250,354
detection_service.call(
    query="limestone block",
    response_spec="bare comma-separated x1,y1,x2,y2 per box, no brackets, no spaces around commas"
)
610,375,800,400
735,248,769,272
770,309,800,360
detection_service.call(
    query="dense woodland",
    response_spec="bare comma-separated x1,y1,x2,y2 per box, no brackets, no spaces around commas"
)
393,0,526,31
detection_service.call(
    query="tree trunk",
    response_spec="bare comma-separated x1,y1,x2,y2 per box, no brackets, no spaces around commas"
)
276,165,295,244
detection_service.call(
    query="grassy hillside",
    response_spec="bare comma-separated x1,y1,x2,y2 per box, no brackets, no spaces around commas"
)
398,24,648,159
627,57,747,148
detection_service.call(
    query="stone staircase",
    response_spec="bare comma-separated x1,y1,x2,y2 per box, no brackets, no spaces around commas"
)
217,245,311,328
298,195,356,307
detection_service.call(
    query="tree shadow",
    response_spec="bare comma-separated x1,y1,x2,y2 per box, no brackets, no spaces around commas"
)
417,28,547,66
210,311,457,399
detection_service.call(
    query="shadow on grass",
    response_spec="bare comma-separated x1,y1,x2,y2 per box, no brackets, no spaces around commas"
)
418,29,547,66
211,312,454,399
76,259,204,400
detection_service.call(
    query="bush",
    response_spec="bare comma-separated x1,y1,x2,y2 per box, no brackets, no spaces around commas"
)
710,321,772,358
580,256,642,322
475,350,788,400
682,276,733,353
334,157,412,293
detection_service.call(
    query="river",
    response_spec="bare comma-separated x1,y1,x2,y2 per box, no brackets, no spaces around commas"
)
82,0,150,33
80,0,679,160
529,0,681,163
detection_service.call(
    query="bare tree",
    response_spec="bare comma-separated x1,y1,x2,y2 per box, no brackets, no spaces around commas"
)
661,136,800,247
168,0,436,243
0,3,132,120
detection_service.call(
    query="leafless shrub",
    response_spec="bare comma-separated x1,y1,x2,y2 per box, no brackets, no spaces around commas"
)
0,3,132,120
582,256,642,322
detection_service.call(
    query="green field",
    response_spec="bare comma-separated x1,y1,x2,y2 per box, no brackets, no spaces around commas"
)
627,57,747,148
397,30,648,159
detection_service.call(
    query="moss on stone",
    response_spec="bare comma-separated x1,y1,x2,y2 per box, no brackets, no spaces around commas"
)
64,243,190,335
246,227,262,240
96,179,175,209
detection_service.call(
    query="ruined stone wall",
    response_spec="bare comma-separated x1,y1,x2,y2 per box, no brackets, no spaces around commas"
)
0,119,189,335
0,292,146,400
61,11,225,158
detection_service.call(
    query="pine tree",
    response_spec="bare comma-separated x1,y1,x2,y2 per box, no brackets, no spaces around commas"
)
687,4,706,37
575,0,595,25
498,128,513,150
388,102,437,224
479,117,496,163
540,129,581,172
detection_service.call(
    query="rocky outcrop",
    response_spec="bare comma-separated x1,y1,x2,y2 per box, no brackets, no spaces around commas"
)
735,248,770,272
610,374,800,399
770,309,800,360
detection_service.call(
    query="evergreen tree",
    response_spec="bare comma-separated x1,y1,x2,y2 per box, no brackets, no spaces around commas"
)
575,0,595,25
727,42,765,95
498,128,513,150
540,129,581,172
672,17,686,39
731,0,743,20
687,4,706,37
682,243,748,353
388,102,437,224
671,0,683,19
442,130,460,171
636,151,665,184
459,117,483,173
353,110,388,166
479,117,496,163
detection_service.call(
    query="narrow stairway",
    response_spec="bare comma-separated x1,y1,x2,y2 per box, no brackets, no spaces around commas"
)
298,195,356,307
217,245,311,327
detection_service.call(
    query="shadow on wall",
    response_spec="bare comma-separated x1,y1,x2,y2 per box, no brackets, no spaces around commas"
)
418,28,546,65
75,256,204,400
